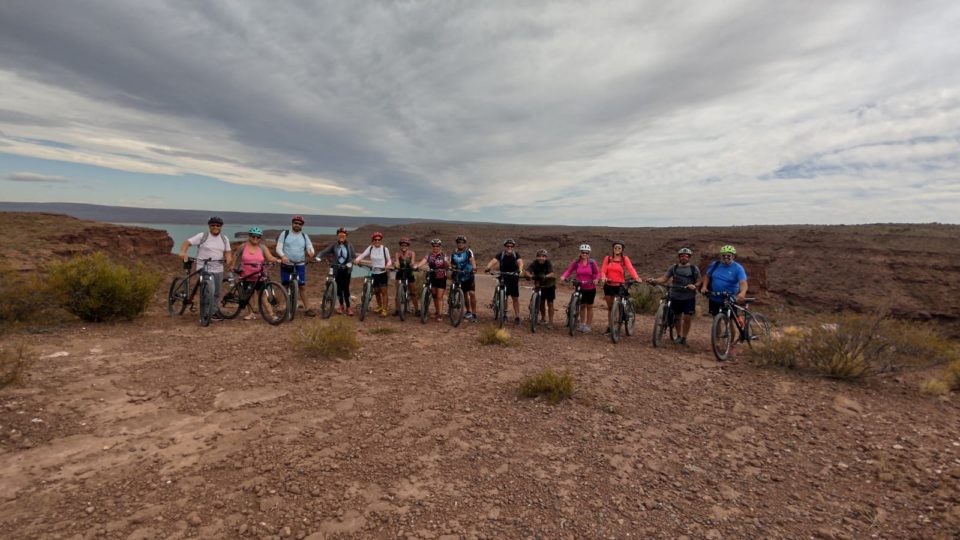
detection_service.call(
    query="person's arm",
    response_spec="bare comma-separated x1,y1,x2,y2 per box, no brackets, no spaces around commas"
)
599,256,609,283
178,240,192,262
413,256,427,270
384,247,392,269
560,260,576,281
484,256,497,273
516,257,524,275
624,256,640,281
304,234,315,258
224,244,234,269
544,261,555,279
276,232,287,261
264,246,281,264
737,280,748,303
354,245,371,265
700,269,712,294
469,251,477,274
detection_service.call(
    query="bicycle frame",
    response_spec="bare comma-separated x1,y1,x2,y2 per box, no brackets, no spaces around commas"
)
564,279,584,337
608,280,638,344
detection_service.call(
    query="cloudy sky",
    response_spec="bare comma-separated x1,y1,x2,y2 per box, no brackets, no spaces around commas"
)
1,1,959,226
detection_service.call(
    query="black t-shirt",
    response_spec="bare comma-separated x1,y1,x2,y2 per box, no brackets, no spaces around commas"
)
526,260,555,288
495,251,521,273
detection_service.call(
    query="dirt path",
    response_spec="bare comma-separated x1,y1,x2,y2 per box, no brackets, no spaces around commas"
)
1,275,958,539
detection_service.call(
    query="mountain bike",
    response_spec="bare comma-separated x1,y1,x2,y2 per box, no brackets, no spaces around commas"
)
167,257,200,316
279,262,302,321
607,280,639,344
218,262,289,325
527,279,542,333
651,284,677,347
418,268,438,324
447,270,467,327
488,271,519,329
318,262,344,319
706,292,771,361
564,279,584,337
395,268,414,322
356,263,385,321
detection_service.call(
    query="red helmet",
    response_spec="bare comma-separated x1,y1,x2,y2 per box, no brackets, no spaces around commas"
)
371,231,383,240
291,215,305,224
398,237,411,245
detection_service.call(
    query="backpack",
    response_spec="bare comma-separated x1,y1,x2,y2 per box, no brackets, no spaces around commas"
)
199,231,230,252
669,263,701,288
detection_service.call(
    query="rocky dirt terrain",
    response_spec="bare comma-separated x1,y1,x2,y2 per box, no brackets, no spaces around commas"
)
1,213,959,539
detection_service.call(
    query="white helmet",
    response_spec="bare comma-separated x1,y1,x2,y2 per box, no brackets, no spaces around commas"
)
579,244,591,252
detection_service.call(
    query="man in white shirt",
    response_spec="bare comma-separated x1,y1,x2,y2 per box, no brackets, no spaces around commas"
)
178,216,235,321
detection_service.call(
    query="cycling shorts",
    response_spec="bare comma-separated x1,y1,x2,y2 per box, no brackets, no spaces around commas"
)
539,287,556,302
603,283,621,297
708,300,726,316
579,289,596,305
504,276,520,298
372,272,388,288
459,277,476,293
430,277,447,290
281,264,306,286
670,297,696,316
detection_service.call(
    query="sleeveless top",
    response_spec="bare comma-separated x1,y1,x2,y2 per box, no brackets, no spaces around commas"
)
239,244,265,281
395,250,415,281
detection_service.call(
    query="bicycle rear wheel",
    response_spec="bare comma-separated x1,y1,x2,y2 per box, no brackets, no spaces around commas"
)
219,282,244,319
608,302,622,343
623,300,636,336
746,312,771,346
668,308,677,343
711,313,734,361
528,291,540,333
259,282,289,325
167,277,189,316
420,286,431,324
396,282,407,322
198,279,213,327
359,281,372,321
567,294,580,336
652,302,668,347
320,280,336,319
287,279,299,321
448,288,465,327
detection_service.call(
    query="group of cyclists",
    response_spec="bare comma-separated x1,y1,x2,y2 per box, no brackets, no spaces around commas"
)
179,215,749,344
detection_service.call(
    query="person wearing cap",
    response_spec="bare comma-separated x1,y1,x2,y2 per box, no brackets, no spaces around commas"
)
316,227,357,315
414,239,449,322
276,215,318,316
178,216,235,321
700,245,748,316
647,247,702,345
484,239,524,325
599,239,640,335
523,249,557,326
233,226,282,320
394,237,419,316
450,235,478,322
354,232,393,317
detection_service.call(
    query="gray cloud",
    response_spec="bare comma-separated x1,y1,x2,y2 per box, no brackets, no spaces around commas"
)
5,171,69,183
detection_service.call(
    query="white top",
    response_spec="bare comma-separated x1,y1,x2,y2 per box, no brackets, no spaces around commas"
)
186,232,229,273
355,245,391,274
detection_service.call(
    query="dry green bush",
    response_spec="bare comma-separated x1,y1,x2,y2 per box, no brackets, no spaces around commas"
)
478,325,516,346
748,313,958,380
294,318,359,359
919,379,949,395
0,266,62,330
941,359,960,390
48,253,162,322
0,345,28,388
519,368,575,403
629,282,663,314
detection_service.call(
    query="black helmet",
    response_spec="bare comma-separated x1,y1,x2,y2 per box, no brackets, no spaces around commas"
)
503,238,516,246
456,235,467,243
207,216,224,225
612,239,625,248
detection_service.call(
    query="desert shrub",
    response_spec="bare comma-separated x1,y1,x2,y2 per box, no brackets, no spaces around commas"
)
519,369,575,403
940,359,960,391
748,313,958,380
0,266,61,329
294,318,359,359
48,253,161,322
478,325,515,346
0,345,28,388
629,282,663,314
919,379,949,395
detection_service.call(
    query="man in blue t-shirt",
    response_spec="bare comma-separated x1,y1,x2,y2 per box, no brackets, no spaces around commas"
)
700,244,748,316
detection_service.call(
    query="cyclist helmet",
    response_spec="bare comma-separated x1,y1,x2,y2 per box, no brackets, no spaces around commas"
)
677,247,693,256
371,231,383,240
536,249,548,256
719,245,737,255
430,238,442,246
291,215,305,224
612,239,626,248
336,227,348,235
248,226,263,236
207,216,224,225
579,244,592,252
398,237,411,245
503,238,516,246
456,235,467,243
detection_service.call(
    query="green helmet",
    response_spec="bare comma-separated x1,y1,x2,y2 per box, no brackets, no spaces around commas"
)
248,226,263,236
719,245,736,255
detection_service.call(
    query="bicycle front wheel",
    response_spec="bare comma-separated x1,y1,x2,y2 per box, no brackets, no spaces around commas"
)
623,300,636,337
396,283,407,322
259,282,289,325
198,279,213,327
711,312,734,361
652,302,668,347
608,302,622,344
320,280,336,319
287,279,299,321
493,289,504,329
218,282,244,320
359,281,372,321
420,286,431,324
567,294,580,337
528,291,539,333
448,288,465,327
746,312,771,346
167,277,189,316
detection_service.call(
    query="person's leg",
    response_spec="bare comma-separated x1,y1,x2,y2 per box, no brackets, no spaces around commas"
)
547,300,555,324
297,265,310,310
409,281,420,311
467,290,476,314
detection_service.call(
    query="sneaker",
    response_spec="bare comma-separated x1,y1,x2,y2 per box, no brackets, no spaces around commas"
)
346,307,355,316
379,308,388,318
672,336,683,344
335,305,343,315
603,327,612,335
679,337,688,346
211,313,225,321
578,324,590,333
305,309,318,317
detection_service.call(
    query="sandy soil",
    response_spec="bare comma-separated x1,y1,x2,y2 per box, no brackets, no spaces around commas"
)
2,269,958,539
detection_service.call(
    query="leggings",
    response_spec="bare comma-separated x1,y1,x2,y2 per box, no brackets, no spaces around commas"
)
336,267,352,306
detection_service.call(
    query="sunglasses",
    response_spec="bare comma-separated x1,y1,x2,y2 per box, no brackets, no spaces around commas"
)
580,251,590,254
292,222,304,226
209,224,222,227
250,235,261,239
721,254,733,258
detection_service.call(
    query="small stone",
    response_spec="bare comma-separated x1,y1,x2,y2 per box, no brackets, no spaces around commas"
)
187,512,202,526
85,506,95,514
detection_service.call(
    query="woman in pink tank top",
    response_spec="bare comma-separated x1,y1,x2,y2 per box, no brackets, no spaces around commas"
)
232,227,281,320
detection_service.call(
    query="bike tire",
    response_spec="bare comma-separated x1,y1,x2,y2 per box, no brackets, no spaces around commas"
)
218,282,244,320
608,302,621,344
711,312,734,361
320,281,336,319
259,281,289,325
623,300,636,337
668,308,677,343
448,288,465,327
420,286,431,324
287,279,299,322
359,281,372,321
397,283,407,322
167,277,188,316
198,279,213,327
528,291,539,333
567,294,580,337
652,302,668,347
746,312,771,346
493,288,505,329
